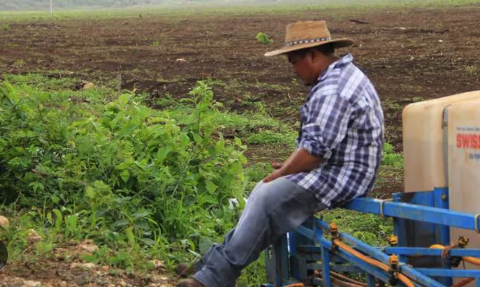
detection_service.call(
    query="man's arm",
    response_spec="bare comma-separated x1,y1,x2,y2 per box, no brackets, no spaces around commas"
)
263,148,322,183
264,92,354,183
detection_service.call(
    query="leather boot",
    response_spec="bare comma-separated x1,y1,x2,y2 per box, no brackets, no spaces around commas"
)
175,262,197,278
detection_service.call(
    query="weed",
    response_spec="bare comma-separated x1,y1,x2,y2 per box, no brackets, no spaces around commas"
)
253,102,268,116
224,79,243,93
205,78,226,88
411,96,424,103
254,81,290,92
383,99,402,111
34,241,54,256
12,59,25,68
238,256,266,286
320,209,393,246
247,130,295,145
382,143,404,168
244,162,272,191
1,23,9,30
464,65,477,75
152,93,177,108
256,32,273,44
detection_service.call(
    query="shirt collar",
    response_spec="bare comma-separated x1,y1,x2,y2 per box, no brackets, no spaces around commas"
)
316,53,354,83
306,53,354,101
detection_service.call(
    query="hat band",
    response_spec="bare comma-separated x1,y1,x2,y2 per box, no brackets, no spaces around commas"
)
285,37,331,47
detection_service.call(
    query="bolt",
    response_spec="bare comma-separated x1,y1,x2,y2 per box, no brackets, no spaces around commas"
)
387,235,398,246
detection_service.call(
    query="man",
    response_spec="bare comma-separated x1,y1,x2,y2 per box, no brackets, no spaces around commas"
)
177,20,384,287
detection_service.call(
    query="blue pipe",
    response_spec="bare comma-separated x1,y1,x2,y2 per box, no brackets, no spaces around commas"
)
384,247,480,257
415,268,480,278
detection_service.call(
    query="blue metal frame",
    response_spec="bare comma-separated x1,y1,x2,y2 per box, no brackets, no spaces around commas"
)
391,188,452,286
345,196,479,232
383,247,480,257
264,188,480,287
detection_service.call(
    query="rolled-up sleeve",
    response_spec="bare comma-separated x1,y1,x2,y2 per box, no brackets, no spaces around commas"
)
298,93,353,158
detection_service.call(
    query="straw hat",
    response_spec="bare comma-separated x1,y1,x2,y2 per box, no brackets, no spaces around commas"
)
264,21,354,57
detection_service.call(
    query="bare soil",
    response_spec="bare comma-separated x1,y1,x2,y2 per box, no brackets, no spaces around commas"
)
0,240,174,287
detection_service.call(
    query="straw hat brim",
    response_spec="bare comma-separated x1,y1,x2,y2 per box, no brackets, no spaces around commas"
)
264,38,354,57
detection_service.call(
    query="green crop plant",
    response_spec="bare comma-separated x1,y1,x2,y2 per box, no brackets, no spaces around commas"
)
0,78,247,270
382,143,404,168
256,32,273,44
1,23,9,30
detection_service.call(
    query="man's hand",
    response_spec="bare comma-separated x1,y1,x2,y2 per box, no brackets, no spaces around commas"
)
263,149,322,183
262,161,284,182
263,168,285,183
271,161,283,170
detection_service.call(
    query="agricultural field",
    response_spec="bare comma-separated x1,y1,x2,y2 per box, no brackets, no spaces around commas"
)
0,0,480,286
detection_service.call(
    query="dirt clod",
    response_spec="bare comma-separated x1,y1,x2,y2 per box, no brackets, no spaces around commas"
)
82,82,95,90
70,262,97,270
150,259,166,270
0,216,9,228
26,229,42,244
77,239,98,254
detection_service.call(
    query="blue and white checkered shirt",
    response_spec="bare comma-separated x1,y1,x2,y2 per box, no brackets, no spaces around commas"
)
286,53,384,208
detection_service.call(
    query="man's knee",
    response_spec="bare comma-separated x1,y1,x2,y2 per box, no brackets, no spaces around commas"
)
250,181,281,210
247,181,264,201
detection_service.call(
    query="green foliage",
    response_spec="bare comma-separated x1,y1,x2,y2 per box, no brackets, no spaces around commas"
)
1,23,9,30
209,111,279,131
245,163,271,184
34,240,54,256
247,130,294,145
253,101,268,116
244,162,272,191
0,78,247,266
169,104,295,146
320,209,393,246
4,73,83,91
464,65,477,75
238,255,266,287
382,143,404,168
256,32,273,44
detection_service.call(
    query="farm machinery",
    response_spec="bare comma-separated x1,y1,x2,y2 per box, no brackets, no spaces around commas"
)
262,91,480,287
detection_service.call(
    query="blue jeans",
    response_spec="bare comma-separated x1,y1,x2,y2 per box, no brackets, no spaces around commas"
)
193,177,326,287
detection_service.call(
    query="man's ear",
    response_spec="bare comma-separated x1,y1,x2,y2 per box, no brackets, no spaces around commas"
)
310,49,322,63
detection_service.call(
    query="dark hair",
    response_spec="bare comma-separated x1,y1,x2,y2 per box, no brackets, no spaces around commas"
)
290,43,335,58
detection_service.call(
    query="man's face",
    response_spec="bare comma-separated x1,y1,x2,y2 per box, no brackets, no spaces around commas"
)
288,51,317,86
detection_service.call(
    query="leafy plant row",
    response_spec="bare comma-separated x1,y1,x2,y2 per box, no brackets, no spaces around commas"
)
0,79,246,253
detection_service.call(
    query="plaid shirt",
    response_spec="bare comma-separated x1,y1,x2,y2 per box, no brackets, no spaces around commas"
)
286,54,384,208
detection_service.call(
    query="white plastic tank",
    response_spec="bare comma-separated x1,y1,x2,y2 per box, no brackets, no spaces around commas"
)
403,91,480,192
448,98,480,285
